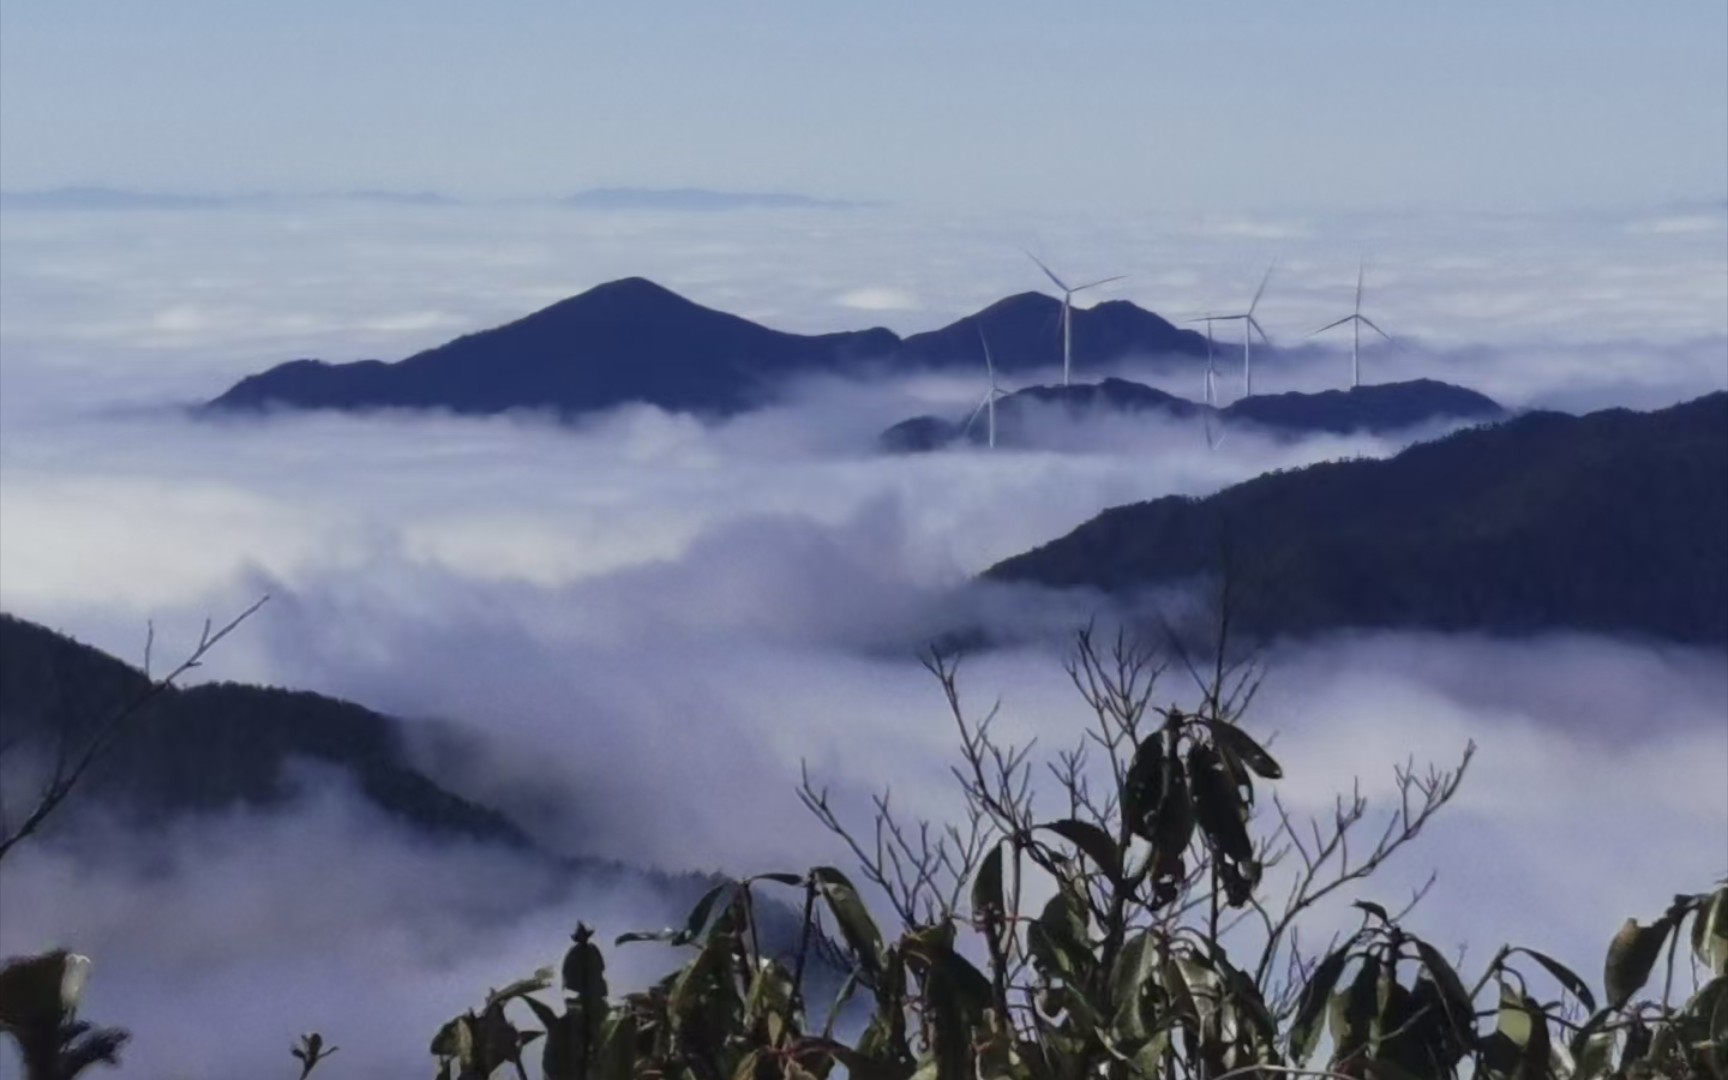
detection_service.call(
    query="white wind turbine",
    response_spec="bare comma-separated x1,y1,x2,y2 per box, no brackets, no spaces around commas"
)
1310,262,1391,389
1196,315,1226,450
1027,252,1124,387
1191,262,1275,398
961,326,1011,449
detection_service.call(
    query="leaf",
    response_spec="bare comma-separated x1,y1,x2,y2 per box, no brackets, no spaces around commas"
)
971,841,1005,925
1151,764,1195,870
1353,900,1390,924
1187,742,1254,864
1109,931,1158,1041
522,998,574,1080
486,967,554,1009
1694,886,1728,977
1291,947,1352,1064
1509,946,1598,1013
594,1015,637,1080
1029,882,1092,982
1122,734,1166,839
749,872,807,888
1605,915,1676,1010
1567,1010,1616,1080
1411,939,1476,1045
906,934,991,1080
678,882,734,945
1036,819,1122,882
810,866,885,977
1208,721,1283,779
1329,951,1380,1064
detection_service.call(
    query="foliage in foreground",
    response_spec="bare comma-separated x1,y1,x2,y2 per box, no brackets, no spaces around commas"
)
2,629,1724,1079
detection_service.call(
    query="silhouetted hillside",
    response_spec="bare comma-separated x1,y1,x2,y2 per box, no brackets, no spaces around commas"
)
880,378,1500,452
1222,379,1504,435
204,279,1210,419
898,294,1208,373
561,188,866,211
880,377,1202,452
207,278,901,416
986,393,1728,643
0,615,527,845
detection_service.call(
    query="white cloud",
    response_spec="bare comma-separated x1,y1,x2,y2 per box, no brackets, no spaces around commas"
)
1,199,1724,1074
835,286,921,312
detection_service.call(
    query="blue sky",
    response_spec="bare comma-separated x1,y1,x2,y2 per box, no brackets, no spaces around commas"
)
3,1,1724,212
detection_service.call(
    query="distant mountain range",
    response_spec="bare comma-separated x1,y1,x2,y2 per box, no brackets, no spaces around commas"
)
560,188,871,211
203,278,1210,418
0,187,459,211
0,186,861,213
881,378,1504,451
985,393,1728,644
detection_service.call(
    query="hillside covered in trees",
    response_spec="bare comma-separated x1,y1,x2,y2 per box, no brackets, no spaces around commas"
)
986,392,1728,643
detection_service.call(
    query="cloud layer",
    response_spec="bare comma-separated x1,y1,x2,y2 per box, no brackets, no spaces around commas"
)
1,201,1724,1076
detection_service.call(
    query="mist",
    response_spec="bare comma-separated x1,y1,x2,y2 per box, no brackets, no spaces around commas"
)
1,200,1724,1076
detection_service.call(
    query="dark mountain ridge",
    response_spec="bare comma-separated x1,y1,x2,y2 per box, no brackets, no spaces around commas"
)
985,392,1728,644
204,278,1210,419
881,377,1503,452
0,613,529,845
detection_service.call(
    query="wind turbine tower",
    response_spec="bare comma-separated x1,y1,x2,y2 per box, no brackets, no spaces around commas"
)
1191,263,1275,398
1027,252,1124,387
962,326,1012,449
1198,315,1226,450
1310,262,1391,389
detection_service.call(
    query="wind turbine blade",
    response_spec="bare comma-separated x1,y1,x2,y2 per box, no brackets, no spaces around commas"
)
1359,315,1393,342
961,397,989,437
1309,315,1355,336
978,326,996,384
1355,261,1365,316
1248,260,1277,315
1025,251,1068,292
1073,275,1125,293
1248,315,1272,345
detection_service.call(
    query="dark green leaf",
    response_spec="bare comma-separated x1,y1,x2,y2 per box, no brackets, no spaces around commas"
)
811,866,885,977
1509,946,1597,1013
1122,734,1166,840
1188,743,1253,864
971,841,1005,924
1694,886,1728,977
486,968,554,1009
1151,764,1196,870
1109,931,1158,1040
677,882,733,945
1208,721,1283,779
1568,1009,1616,1080
1330,951,1380,1064
1411,939,1476,1047
1291,947,1351,1064
1605,915,1676,1010
1036,819,1122,882
750,872,807,888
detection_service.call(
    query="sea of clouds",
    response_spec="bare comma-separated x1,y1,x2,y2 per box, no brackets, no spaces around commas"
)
0,199,1724,1076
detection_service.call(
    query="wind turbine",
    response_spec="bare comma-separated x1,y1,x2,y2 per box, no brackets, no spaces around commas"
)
1309,262,1391,389
1196,315,1226,449
1027,252,1124,387
1190,262,1275,398
961,326,1011,449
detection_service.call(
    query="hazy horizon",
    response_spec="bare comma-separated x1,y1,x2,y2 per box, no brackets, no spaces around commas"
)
2,5,1725,1077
